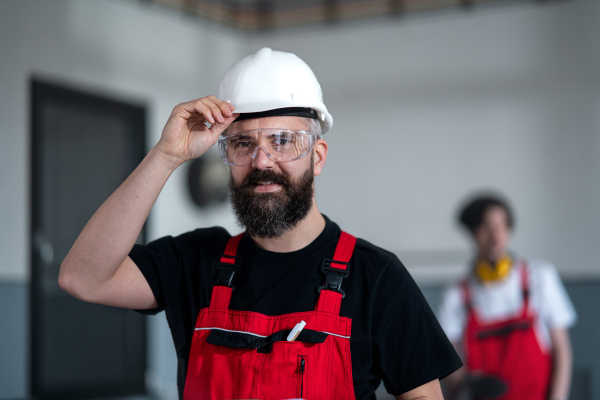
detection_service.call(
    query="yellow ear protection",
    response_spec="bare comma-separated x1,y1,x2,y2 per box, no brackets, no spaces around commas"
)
475,255,512,282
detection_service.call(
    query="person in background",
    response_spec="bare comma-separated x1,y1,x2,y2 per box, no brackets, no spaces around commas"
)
438,193,576,400
59,47,461,400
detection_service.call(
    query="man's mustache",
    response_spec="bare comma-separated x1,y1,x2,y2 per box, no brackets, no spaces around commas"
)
240,169,291,188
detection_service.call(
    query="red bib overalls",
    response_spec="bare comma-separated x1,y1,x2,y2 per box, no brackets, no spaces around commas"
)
463,263,552,400
183,231,358,400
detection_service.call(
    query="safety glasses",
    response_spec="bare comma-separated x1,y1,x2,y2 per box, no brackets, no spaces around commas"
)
218,128,318,166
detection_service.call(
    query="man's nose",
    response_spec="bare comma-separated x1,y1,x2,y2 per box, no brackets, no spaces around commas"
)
251,145,275,169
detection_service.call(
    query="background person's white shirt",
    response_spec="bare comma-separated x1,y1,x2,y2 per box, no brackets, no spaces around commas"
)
438,258,577,353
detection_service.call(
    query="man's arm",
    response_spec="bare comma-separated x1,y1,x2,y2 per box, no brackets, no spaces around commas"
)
59,96,237,309
547,327,572,400
438,342,467,400
394,379,444,400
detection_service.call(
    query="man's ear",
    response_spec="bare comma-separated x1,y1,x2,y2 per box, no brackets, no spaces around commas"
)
313,139,328,176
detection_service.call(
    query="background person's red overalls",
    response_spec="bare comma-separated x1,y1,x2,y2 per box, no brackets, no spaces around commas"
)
463,263,552,400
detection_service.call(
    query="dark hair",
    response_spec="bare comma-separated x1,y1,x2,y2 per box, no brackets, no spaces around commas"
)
458,193,514,232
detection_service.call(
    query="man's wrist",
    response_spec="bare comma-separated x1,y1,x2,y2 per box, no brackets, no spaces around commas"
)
149,145,185,172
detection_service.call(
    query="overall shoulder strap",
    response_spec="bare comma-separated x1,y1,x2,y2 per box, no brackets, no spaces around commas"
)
461,277,481,324
315,231,357,315
209,233,244,309
520,261,531,316
461,278,473,311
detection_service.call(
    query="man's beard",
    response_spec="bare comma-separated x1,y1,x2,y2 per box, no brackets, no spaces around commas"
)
229,163,315,239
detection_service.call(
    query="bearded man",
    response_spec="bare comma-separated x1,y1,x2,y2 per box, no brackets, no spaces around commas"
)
59,48,461,400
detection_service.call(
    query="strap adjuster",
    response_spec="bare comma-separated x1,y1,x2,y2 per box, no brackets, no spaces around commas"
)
214,256,244,290
320,258,350,277
317,258,350,298
219,255,244,271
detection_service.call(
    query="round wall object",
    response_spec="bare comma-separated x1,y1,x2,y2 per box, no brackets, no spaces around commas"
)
187,155,230,208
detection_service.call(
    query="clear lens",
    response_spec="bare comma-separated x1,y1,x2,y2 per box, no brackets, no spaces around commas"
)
218,129,317,166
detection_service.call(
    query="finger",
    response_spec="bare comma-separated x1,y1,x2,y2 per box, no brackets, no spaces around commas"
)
172,97,235,129
172,99,214,124
205,95,236,118
186,114,210,128
199,97,227,124
187,98,217,125
210,113,240,138
175,97,222,125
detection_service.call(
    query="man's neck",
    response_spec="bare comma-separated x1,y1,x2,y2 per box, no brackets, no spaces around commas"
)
477,251,509,264
250,202,326,253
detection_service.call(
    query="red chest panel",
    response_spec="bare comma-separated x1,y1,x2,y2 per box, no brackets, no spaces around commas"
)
183,232,358,400
463,264,552,400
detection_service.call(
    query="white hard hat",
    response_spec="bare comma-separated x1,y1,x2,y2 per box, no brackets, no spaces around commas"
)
218,48,333,133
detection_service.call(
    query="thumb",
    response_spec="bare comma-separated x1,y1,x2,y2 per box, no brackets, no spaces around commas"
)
210,113,240,138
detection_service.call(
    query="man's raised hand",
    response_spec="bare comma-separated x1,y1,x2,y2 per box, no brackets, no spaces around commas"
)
156,96,238,167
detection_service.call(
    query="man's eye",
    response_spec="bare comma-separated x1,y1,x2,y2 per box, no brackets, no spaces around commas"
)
274,135,294,146
233,140,253,149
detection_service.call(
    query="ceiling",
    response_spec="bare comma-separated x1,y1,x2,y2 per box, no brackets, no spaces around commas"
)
144,0,535,31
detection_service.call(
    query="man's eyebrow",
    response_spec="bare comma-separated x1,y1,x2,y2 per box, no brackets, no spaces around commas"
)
265,130,290,137
231,134,254,140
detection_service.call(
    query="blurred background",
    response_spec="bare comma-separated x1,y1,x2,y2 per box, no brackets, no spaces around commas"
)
1,0,598,398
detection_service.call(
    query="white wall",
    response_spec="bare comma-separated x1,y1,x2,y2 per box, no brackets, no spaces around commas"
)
0,0,241,283
245,0,600,281
1,0,598,283
0,1,240,397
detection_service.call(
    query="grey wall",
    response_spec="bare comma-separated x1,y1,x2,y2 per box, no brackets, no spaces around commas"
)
1,0,599,398
565,281,600,400
3,280,598,399
0,283,28,399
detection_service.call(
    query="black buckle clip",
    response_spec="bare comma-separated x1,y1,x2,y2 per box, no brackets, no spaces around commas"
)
317,258,350,298
214,255,244,290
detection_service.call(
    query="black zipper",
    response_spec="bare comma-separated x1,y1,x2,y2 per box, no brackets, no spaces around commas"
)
299,356,306,398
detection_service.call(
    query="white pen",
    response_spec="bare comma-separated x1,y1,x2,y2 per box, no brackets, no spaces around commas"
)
287,320,306,341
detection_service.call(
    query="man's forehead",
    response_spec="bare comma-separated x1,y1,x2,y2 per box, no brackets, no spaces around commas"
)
229,115,310,133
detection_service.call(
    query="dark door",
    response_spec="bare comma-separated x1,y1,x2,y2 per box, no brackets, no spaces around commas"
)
30,80,147,399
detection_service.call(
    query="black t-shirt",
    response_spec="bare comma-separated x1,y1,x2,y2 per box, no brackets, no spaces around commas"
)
130,216,461,399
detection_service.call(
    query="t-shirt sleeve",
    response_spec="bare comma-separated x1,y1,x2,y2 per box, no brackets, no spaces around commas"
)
129,234,182,315
372,258,463,395
537,262,577,330
437,284,466,344
128,227,231,315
